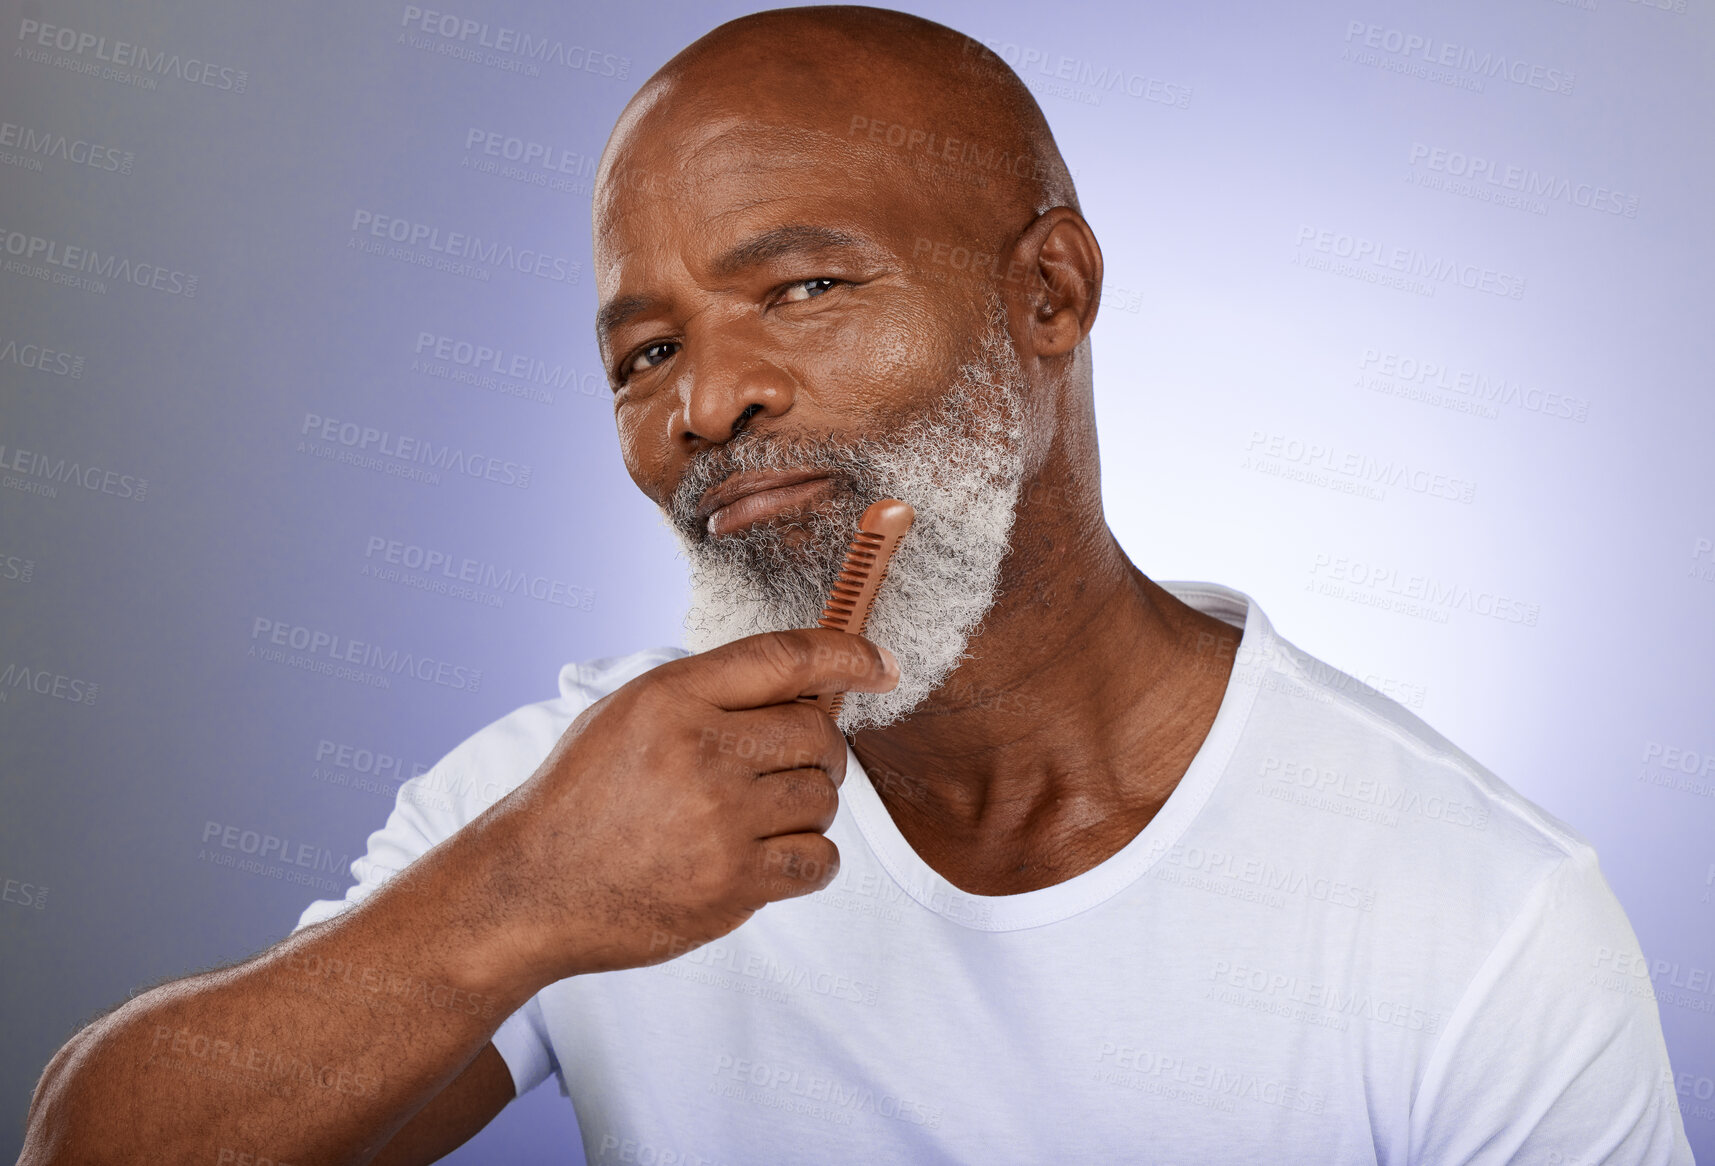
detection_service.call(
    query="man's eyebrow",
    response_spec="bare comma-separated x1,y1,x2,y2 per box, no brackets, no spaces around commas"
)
596,226,872,343
707,225,868,279
596,293,656,340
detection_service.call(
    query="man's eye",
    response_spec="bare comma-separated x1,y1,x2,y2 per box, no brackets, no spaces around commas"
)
626,341,678,375
777,277,840,304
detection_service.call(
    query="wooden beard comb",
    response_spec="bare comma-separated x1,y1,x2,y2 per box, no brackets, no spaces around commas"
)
810,498,914,718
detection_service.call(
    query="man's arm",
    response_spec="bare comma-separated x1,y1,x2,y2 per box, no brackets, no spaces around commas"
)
370,1043,515,1166
18,827,534,1166
19,629,897,1165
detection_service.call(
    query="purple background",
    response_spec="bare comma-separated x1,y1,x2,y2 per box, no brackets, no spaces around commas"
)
2,0,1711,1159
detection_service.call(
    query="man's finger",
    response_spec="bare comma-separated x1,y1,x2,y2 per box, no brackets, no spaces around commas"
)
748,767,842,839
752,834,841,901
681,628,899,711
693,705,848,787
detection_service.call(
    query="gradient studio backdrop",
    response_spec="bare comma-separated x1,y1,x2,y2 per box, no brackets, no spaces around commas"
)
2,0,1712,1159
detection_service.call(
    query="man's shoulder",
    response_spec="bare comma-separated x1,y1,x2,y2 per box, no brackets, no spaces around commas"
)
404,645,688,815
1238,623,1592,904
555,645,693,709
468,643,690,762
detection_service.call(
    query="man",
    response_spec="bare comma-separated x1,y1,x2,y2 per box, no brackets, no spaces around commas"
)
21,7,1691,1164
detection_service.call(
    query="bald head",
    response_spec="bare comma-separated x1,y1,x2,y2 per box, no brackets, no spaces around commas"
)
597,6,1079,239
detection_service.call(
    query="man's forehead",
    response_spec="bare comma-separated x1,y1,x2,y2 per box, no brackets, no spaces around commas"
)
594,116,933,277
599,118,883,231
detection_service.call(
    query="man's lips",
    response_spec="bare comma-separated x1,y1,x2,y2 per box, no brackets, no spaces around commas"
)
698,470,837,537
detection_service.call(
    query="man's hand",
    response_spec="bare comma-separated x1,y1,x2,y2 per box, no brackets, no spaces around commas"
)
487,628,899,983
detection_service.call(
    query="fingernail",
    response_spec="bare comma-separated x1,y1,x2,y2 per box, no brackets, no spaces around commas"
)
878,646,899,681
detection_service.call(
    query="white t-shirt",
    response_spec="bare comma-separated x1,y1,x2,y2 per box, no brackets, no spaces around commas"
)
298,583,1693,1165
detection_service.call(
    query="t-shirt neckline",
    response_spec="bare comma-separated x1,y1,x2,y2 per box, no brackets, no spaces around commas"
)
841,581,1268,931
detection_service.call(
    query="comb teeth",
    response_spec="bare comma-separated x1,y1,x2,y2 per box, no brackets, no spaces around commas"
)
819,534,886,632
806,500,914,719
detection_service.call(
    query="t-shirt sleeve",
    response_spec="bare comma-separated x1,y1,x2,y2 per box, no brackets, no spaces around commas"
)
291,705,575,1098
1408,847,1693,1164
292,774,452,929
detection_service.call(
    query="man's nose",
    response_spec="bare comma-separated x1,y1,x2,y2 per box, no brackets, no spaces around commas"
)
679,331,796,445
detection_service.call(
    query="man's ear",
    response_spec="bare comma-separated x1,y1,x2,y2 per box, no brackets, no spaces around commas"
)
1008,207,1104,359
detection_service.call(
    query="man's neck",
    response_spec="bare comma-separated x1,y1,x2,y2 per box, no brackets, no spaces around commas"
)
849,485,1239,896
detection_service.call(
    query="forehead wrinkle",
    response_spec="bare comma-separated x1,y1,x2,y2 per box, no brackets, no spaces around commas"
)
597,120,888,228
603,183,887,278
599,151,928,276
598,120,839,214
595,144,833,273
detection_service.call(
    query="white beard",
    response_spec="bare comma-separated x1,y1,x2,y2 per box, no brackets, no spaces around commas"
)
665,308,1028,733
